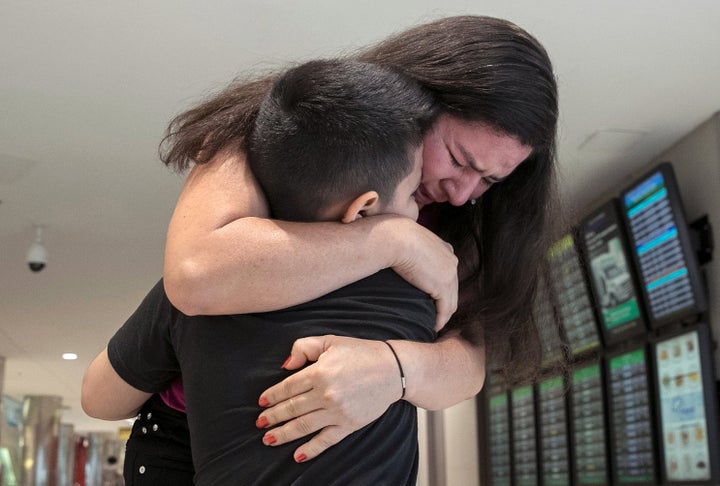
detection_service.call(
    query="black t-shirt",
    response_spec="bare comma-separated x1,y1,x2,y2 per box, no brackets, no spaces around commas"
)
108,270,435,485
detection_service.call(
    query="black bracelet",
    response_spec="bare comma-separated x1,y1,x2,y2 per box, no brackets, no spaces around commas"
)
383,341,406,399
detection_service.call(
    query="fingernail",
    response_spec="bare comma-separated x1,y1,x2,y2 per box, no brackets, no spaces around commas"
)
295,453,307,463
263,434,276,445
255,416,269,429
281,355,292,369
258,396,270,407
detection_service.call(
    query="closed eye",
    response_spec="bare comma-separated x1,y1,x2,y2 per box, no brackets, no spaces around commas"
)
451,147,503,186
449,153,463,168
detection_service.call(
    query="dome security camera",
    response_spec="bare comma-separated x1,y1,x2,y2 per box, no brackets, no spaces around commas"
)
26,226,48,273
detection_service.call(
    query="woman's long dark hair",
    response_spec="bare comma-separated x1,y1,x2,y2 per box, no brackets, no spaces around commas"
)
160,15,560,385
359,17,560,384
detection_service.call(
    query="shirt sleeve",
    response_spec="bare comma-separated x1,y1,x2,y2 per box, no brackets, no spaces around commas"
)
107,279,181,393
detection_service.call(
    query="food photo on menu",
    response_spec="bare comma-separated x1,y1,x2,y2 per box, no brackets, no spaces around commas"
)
656,331,710,481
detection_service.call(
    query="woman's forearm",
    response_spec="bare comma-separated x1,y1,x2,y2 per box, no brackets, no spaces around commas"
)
166,215,402,315
389,331,486,410
163,151,458,320
164,150,393,315
81,348,152,420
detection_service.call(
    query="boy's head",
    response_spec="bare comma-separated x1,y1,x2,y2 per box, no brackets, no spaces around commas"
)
249,59,438,222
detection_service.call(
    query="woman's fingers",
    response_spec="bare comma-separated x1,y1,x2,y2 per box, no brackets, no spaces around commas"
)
258,336,336,408
434,274,458,331
387,219,458,329
291,425,352,463
261,413,352,464
257,385,319,429
260,408,329,447
278,335,330,371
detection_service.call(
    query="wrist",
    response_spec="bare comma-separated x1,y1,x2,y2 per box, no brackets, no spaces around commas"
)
372,215,414,270
356,214,408,271
383,341,406,400
384,339,428,405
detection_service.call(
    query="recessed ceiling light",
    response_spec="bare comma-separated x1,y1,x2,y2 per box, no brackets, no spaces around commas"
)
62,353,78,360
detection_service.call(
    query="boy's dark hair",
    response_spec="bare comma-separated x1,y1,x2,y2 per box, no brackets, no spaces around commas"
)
248,59,437,222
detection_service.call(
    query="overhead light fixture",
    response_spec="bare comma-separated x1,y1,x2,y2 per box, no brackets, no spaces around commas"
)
26,225,48,273
62,353,78,361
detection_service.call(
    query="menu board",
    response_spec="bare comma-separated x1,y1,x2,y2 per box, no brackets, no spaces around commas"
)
511,385,538,486
606,348,657,484
570,362,609,484
537,375,571,485
548,235,602,356
654,328,717,482
487,391,512,485
621,163,706,327
535,274,564,366
580,199,647,344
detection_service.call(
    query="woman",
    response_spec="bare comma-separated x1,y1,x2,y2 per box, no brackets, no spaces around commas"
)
161,15,558,463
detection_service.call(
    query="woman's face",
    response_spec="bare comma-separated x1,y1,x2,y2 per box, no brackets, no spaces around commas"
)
415,115,533,208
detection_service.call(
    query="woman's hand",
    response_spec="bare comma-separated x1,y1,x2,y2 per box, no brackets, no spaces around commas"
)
384,217,458,330
255,332,485,462
255,336,402,463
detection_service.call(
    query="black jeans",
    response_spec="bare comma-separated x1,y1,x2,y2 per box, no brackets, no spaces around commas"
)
123,394,195,485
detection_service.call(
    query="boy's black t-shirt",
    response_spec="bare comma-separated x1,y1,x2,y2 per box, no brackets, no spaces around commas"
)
108,270,435,485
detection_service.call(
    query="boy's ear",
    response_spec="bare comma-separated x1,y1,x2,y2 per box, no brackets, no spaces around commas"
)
341,191,380,223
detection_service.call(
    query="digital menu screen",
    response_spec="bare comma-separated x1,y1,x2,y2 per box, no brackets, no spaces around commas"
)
654,328,717,482
535,274,564,366
621,163,706,327
580,200,647,344
607,348,657,484
570,362,609,485
488,391,512,485
548,235,602,356
537,375,570,485
511,385,538,486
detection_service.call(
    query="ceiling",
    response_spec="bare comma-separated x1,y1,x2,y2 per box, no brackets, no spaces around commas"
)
1,1,719,433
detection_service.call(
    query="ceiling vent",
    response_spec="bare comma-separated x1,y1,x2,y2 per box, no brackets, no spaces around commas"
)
578,129,647,153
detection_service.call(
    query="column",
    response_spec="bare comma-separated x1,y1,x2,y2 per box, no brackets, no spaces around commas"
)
20,395,62,486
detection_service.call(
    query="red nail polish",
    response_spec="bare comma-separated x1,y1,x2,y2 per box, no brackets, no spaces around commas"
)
263,434,276,445
295,453,307,463
255,416,269,429
281,355,292,369
258,396,270,407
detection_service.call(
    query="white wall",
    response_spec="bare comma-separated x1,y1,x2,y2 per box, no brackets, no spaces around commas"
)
442,399,480,485
417,409,429,486
418,401,481,486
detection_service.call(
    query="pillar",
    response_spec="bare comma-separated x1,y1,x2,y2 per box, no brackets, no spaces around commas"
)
20,395,62,486
57,424,75,486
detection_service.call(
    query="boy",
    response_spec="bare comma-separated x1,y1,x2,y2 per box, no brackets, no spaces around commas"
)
83,59,438,485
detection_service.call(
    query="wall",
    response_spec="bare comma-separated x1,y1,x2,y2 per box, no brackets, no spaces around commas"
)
443,399,480,485
418,402,480,486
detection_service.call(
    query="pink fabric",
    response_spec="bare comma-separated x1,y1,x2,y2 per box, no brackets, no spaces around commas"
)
158,375,186,412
